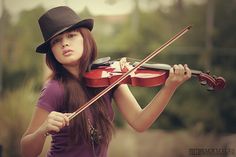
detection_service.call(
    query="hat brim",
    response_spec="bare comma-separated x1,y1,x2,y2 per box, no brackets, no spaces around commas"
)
36,18,94,53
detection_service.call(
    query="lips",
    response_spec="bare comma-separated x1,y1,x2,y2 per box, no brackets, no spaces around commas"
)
63,49,73,56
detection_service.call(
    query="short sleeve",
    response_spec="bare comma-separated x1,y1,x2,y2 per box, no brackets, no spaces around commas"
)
37,80,64,112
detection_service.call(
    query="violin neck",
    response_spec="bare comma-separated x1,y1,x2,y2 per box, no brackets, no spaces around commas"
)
135,62,202,76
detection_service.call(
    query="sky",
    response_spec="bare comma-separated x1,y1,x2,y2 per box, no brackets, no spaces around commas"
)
0,0,175,18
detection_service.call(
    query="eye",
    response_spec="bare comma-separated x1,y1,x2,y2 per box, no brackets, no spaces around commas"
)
50,37,61,46
67,33,77,38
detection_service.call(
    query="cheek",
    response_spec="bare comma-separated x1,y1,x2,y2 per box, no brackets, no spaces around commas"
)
51,48,63,63
74,40,84,55
54,54,62,62
78,39,84,49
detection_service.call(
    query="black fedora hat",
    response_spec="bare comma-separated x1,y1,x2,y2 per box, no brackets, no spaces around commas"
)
36,6,94,53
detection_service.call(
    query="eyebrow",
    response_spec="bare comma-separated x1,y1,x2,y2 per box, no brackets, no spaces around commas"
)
50,29,81,45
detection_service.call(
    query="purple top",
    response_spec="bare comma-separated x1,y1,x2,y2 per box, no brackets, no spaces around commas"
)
37,80,114,157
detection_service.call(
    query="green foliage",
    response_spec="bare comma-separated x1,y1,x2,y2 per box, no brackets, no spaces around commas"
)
214,0,236,47
0,80,38,157
95,0,235,134
1,6,45,91
0,6,45,156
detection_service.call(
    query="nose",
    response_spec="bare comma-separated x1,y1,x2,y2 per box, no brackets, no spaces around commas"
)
61,38,69,47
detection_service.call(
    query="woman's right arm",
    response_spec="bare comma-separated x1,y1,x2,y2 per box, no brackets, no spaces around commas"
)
21,107,50,157
20,107,69,157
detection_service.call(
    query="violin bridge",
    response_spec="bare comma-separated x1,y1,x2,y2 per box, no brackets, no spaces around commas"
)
119,57,134,73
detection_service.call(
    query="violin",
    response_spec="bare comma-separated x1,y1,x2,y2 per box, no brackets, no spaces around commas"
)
67,25,225,121
84,57,226,91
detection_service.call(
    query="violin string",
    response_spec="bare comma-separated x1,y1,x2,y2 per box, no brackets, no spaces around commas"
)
125,57,162,65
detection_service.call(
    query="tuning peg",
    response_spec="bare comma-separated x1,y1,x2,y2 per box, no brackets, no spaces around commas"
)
200,80,207,86
206,70,210,75
212,75,217,79
207,86,214,91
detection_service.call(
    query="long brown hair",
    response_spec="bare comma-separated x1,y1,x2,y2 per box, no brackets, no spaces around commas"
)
45,28,114,147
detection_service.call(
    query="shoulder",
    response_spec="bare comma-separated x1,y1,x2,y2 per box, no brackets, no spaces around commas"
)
37,79,65,112
39,79,64,100
42,79,63,92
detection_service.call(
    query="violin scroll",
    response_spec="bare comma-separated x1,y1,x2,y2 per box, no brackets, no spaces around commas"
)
197,72,226,91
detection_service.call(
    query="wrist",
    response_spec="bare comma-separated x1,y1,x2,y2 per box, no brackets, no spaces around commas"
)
38,125,49,138
163,83,178,91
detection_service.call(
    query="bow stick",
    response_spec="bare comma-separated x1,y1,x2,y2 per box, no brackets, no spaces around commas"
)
68,25,192,121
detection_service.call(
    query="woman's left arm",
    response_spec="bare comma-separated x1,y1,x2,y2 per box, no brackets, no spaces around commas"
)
113,64,191,132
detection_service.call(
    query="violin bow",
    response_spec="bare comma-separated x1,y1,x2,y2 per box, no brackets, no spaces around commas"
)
68,25,192,121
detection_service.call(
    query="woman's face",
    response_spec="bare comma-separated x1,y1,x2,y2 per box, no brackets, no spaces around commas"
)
50,29,84,66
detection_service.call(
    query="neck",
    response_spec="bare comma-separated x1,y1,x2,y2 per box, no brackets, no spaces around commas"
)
63,64,80,78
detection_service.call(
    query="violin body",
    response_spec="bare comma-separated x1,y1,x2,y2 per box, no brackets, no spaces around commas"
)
84,66,168,87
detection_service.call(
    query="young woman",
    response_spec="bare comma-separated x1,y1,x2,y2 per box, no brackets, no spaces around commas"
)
20,6,191,157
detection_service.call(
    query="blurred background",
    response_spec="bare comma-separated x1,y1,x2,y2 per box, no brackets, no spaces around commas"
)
0,0,235,156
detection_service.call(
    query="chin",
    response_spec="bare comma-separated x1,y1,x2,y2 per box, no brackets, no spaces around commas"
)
64,60,79,66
